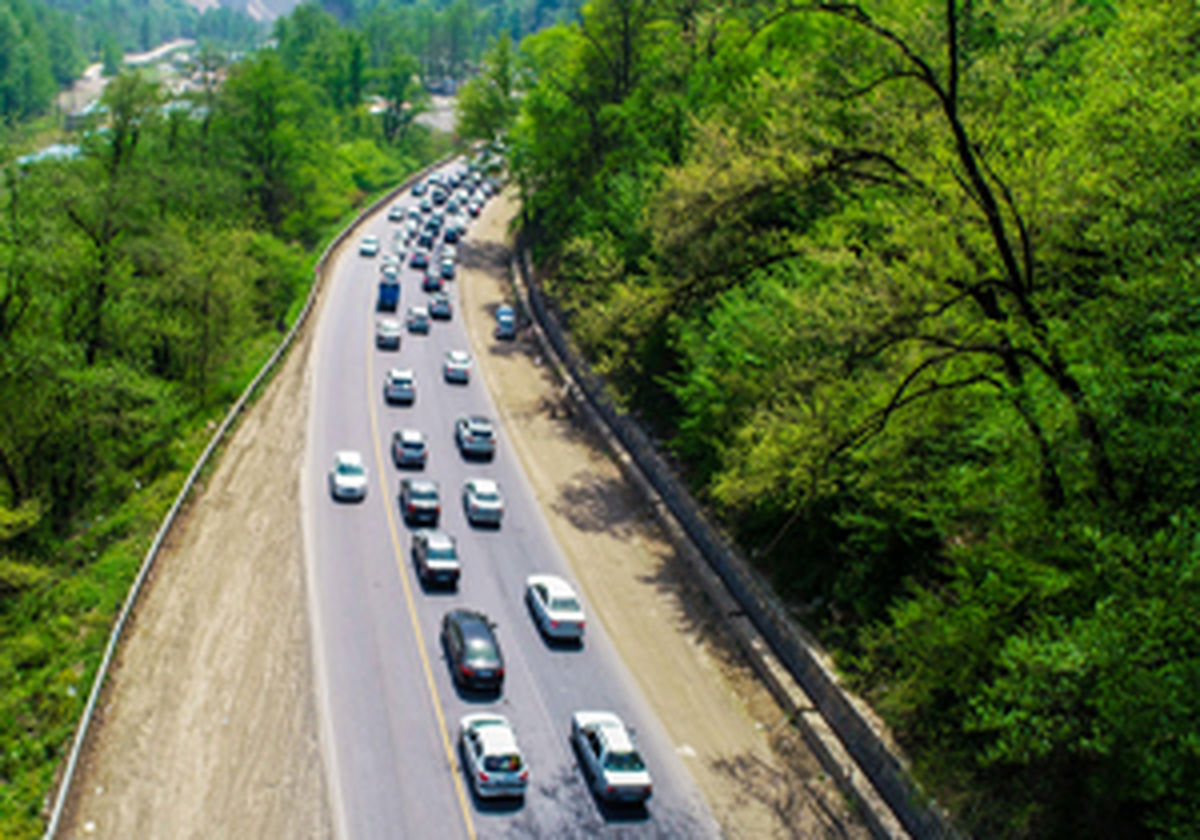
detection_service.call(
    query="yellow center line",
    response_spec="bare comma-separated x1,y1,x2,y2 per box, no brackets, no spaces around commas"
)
365,305,478,840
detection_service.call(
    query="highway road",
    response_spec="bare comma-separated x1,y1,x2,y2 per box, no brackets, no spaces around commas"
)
301,161,722,839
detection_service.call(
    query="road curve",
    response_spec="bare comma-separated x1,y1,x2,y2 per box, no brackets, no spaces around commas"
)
301,162,722,839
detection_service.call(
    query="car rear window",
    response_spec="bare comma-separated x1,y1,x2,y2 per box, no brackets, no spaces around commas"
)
550,597,580,612
483,754,522,772
603,750,646,772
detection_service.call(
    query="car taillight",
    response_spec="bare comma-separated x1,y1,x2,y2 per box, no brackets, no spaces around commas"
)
407,503,416,512
644,785,653,796
550,620,559,628
478,771,489,782
578,621,585,629
606,785,615,795
519,769,529,782
460,664,473,676
496,667,504,678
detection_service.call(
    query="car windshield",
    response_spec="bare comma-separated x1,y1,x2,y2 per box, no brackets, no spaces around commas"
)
483,754,522,773
603,750,646,772
337,462,364,477
550,597,580,612
403,441,424,451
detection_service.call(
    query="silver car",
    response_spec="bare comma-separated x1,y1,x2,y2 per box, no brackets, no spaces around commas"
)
391,428,427,468
412,529,460,587
455,415,496,459
359,235,380,256
430,293,453,320
384,368,416,404
463,478,503,526
328,451,368,501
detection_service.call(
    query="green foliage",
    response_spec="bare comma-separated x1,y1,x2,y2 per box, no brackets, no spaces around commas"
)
0,14,441,830
508,0,1200,835
456,31,519,143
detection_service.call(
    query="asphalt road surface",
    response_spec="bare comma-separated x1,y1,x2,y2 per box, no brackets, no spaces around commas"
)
301,162,722,839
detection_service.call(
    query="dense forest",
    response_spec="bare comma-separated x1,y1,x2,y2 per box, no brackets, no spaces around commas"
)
460,0,1200,836
0,10,447,835
327,0,582,82
0,0,263,123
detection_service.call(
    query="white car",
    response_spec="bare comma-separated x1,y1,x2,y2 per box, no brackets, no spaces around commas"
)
384,368,416,404
526,575,586,640
463,478,503,526
375,317,402,350
443,350,472,383
359,234,380,256
571,711,652,803
406,305,431,333
328,451,368,501
459,714,528,799
387,204,404,222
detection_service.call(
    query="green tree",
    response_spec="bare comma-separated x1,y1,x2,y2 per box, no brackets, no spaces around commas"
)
456,31,519,144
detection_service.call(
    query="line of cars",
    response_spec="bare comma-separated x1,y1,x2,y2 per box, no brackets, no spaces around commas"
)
334,162,654,810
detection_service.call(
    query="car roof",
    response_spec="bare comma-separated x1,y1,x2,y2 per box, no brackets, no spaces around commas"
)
447,350,470,361
448,609,492,634
409,305,429,314
388,367,415,379
335,450,363,465
474,721,519,756
464,414,491,426
423,529,455,548
378,318,401,328
575,711,634,751
528,574,574,598
406,477,438,492
468,478,499,493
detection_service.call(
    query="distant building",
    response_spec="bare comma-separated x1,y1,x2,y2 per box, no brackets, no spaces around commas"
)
16,143,82,167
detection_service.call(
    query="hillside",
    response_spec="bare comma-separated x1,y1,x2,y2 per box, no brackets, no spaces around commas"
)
184,0,300,22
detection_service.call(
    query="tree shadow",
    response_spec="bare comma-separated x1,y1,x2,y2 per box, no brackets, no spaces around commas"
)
549,470,645,539
708,749,859,840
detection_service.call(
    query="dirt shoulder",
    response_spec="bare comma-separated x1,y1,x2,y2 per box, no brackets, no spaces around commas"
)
60,313,331,838
459,191,868,839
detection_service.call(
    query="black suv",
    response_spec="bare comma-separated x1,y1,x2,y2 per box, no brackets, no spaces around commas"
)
441,609,503,692
399,478,440,525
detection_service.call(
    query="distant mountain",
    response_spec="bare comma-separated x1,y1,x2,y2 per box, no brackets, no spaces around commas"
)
185,0,300,22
